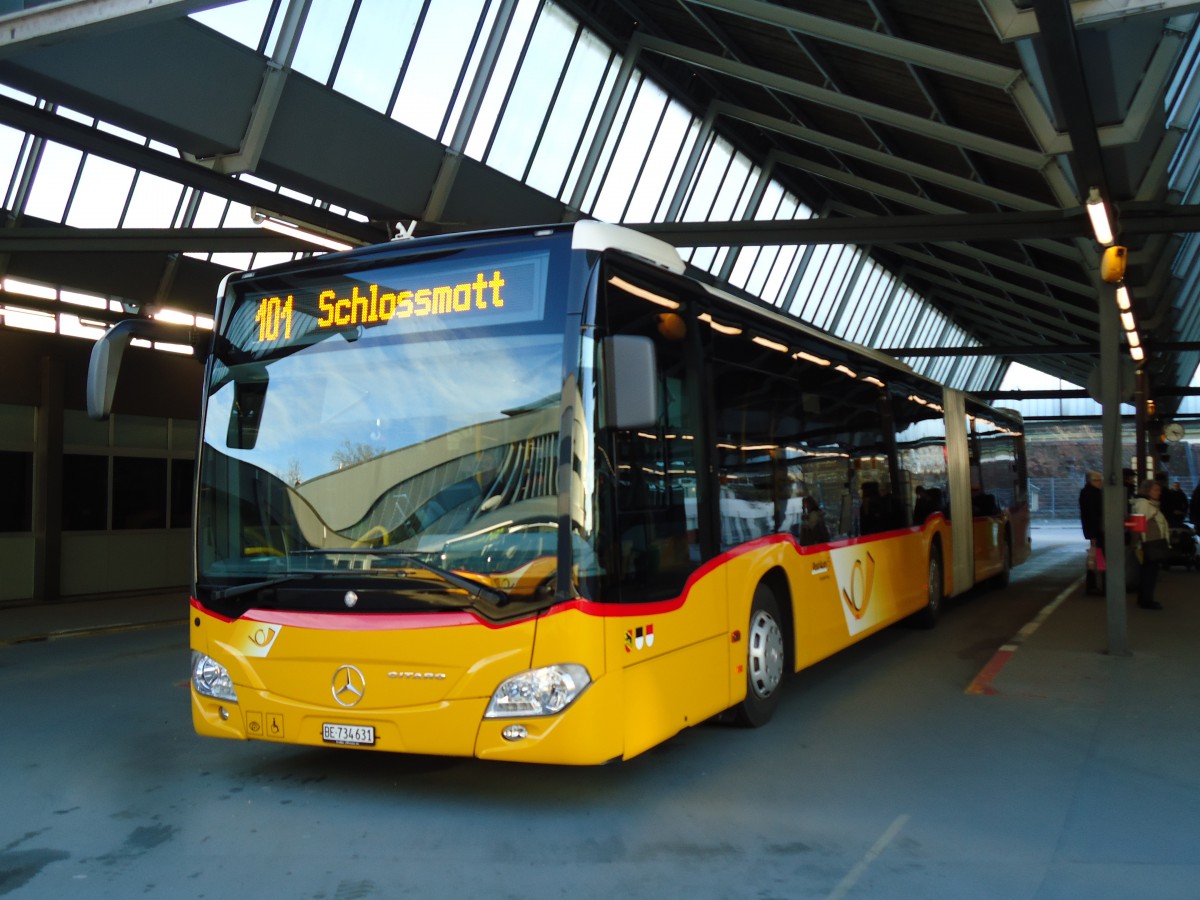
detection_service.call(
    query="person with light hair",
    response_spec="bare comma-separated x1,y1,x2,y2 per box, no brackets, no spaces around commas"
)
1131,479,1170,611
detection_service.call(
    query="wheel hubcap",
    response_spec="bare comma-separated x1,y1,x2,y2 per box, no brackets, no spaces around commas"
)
747,609,784,699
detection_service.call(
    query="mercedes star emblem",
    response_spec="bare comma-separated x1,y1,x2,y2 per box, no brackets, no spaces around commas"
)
331,665,366,707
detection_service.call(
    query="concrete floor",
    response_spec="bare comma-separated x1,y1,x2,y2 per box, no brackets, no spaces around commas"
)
1,525,1197,899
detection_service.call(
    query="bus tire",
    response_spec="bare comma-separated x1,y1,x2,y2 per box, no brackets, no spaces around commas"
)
735,583,786,727
993,529,1013,589
912,545,943,629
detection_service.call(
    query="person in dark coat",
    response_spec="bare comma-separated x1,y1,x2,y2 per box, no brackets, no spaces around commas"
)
1078,470,1104,595
1192,483,1200,526
859,481,901,535
1162,482,1189,528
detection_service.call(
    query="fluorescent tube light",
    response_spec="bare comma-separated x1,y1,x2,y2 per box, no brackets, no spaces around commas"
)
795,350,831,366
1115,284,1132,311
251,207,360,252
752,336,789,353
1086,187,1114,246
699,312,742,335
608,276,680,310
257,216,355,252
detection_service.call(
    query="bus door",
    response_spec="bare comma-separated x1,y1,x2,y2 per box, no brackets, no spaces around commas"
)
599,266,730,756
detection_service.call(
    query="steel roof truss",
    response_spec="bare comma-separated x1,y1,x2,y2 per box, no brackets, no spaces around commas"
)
686,0,1021,89
981,0,1200,42
889,246,1099,322
0,0,234,58
636,34,1049,169
913,269,1093,339
716,103,1053,212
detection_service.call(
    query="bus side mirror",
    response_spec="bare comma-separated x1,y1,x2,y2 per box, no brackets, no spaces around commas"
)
87,320,160,420
603,335,658,430
87,323,132,421
227,377,269,450
87,318,201,421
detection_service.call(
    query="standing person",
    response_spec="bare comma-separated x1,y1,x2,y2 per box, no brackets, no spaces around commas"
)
1078,470,1104,595
1191,482,1200,526
1132,479,1170,611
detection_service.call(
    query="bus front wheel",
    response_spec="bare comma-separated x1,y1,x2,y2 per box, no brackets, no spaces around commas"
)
735,584,786,727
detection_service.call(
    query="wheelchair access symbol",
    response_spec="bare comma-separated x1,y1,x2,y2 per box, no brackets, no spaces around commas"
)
244,711,283,739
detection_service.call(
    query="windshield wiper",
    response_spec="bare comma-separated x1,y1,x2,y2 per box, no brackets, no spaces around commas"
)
206,574,315,603
289,549,510,607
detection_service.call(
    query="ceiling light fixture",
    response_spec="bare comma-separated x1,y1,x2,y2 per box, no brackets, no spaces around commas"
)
794,350,831,366
698,312,742,335
752,335,789,353
1115,284,1132,311
3,277,57,300
608,276,680,310
1085,187,1115,246
251,207,359,252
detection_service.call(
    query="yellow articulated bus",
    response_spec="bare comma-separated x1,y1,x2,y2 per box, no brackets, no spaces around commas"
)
90,220,1029,764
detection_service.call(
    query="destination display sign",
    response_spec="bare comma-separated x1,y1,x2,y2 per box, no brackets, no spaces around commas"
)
232,251,548,352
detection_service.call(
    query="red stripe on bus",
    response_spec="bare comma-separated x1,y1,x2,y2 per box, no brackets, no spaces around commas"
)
190,523,937,630
191,598,500,631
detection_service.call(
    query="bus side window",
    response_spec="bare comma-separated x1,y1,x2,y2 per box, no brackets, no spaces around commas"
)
913,486,944,523
712,366,798,550
894,391,949,525
970,404,1021,515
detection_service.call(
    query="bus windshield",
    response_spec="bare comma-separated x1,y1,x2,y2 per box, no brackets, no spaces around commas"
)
196,238,573,614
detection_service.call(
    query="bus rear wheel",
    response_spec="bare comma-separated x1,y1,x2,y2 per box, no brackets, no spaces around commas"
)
735,584,786,727
912,547,943,629
993,529,1013,589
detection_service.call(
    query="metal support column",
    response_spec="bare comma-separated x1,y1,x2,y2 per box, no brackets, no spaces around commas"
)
1100,282,1129,656
33,355,64,604
1134,367,1147,482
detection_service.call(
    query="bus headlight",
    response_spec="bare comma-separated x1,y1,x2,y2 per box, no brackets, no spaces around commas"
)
191,651,238,702
484,664,591,718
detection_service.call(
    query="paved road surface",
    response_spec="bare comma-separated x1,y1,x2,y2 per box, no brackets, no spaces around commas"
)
3,525,1195,899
